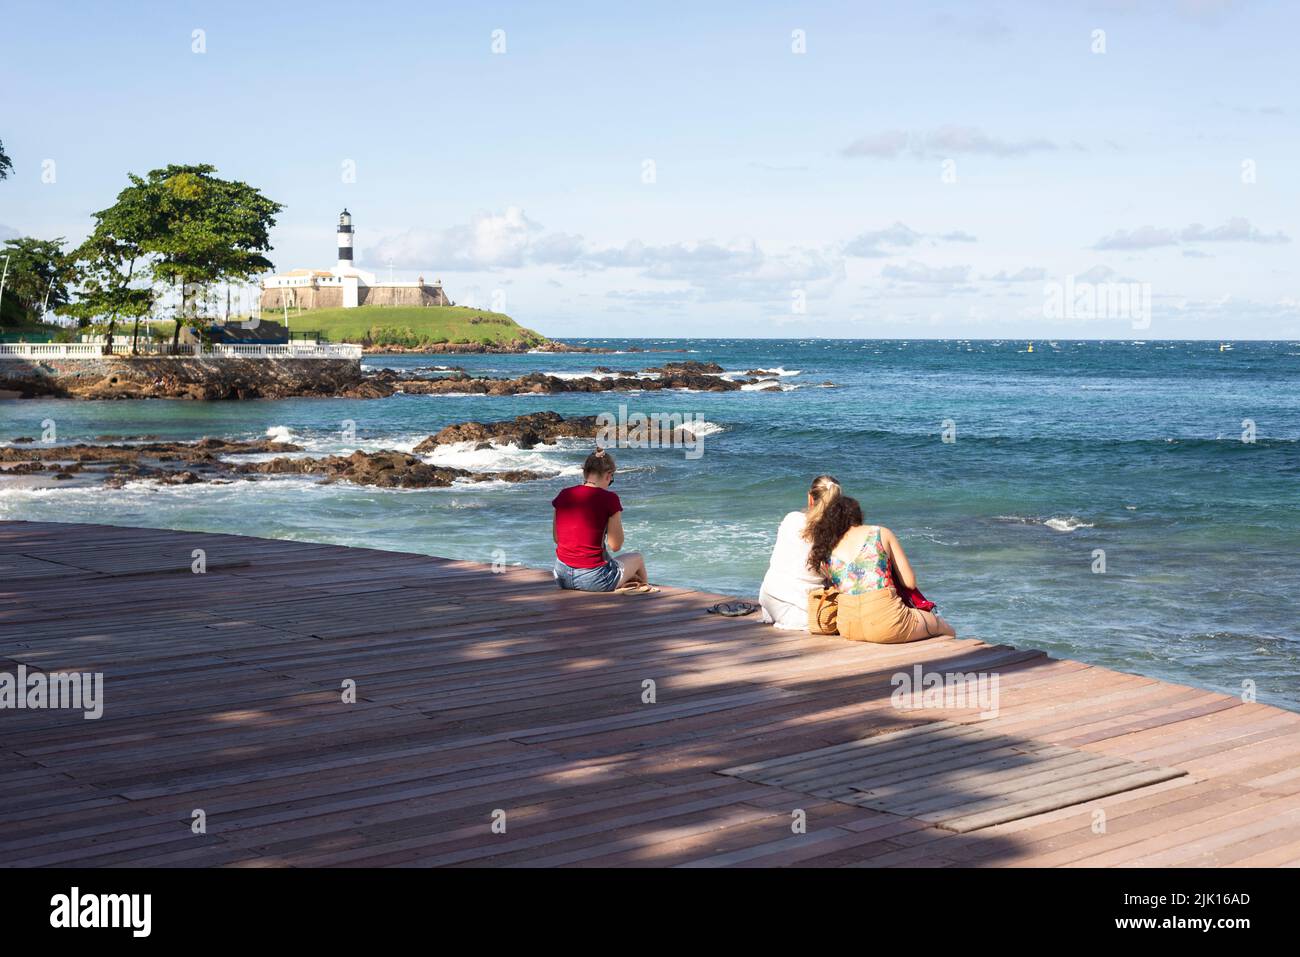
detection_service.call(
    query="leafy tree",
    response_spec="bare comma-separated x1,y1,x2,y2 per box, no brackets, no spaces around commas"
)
67,163,282,353
0,237,71,330
66,238,155,354
0,138,12,180
132,164,282,349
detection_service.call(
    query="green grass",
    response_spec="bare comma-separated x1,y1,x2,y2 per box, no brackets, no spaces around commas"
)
261,305,550,348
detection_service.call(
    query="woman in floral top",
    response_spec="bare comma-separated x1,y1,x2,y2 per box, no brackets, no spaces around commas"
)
808,495,956,643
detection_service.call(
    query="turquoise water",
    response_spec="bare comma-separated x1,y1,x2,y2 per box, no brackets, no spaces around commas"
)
2,339,1297,710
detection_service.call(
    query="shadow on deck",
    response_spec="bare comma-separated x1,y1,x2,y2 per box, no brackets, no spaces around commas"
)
2,520,1299,867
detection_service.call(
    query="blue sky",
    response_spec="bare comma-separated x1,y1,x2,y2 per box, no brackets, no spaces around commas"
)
2,0,1297,338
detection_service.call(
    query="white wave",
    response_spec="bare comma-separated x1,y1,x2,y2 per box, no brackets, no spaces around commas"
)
421,440,582,477
1044,516,1094,533
265,425,295,444
688,420,726,437
227,430,434,462
747,367,801,377
546,370,655,382
741,380,795,392
995,514,1095,533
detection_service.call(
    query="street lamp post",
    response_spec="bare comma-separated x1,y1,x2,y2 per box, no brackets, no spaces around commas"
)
0,254,10,327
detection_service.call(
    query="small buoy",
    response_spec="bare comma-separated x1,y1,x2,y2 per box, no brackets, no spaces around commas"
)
1027,342,1034,353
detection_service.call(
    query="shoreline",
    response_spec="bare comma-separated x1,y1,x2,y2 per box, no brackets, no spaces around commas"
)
0,355,787,400
3,518,1296,867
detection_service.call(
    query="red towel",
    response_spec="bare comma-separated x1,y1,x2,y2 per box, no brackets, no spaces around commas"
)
890,563,936,611
897,584,936,612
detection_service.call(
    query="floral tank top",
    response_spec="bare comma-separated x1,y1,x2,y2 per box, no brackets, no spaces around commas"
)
825,526,893,595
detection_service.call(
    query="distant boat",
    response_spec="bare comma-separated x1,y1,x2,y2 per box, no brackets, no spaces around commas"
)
1220,343,1232,352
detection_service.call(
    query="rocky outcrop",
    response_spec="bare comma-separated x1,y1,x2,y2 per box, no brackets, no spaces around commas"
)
1,355,799,400
1,437,302,466
642,360,726,375
0,357,370,400
237,449,545,489
379,367,741,396
411,411,696,452
0,437,545,490
365,339,608,355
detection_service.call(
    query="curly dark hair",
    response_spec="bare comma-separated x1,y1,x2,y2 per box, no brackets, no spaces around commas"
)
806,495,863,578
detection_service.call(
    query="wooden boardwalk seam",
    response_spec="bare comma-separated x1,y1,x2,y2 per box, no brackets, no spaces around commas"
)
2,520,1298,867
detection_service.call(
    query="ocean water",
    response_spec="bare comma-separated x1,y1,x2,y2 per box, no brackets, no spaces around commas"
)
2,338,1298,710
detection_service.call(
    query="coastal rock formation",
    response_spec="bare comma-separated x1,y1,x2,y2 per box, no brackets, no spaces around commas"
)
0,437,545,490
412,411,697,452
381,366,741,396
238,450,546,489
365,338,579,355
1,355,797,400
0,357,371,400
1,437,303,466
642,360,726,375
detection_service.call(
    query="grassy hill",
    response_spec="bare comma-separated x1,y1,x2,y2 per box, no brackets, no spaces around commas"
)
264,305,551,349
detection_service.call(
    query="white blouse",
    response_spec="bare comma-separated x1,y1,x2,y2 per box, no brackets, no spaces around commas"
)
760,510,823,608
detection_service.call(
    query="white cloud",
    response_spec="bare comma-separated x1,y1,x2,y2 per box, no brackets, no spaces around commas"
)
1093,217,1290,250
843,222,976,257
842,125,1058,159
984,267,1047,282
371,206,543,269
882,262,971,284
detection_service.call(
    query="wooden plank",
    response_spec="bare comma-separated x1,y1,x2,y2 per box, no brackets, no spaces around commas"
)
0,520,1291,867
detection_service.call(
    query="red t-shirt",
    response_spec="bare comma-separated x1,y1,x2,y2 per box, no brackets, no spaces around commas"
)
553,485,622,568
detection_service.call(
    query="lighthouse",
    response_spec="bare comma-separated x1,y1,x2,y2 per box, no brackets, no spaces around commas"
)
336,208,354,268
259,209,451,311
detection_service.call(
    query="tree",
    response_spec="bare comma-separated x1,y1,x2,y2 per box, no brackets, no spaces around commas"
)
67,163,282,353
132,164,282,349
66,237,156,354
0,138,12,180
67,178,162,353
0,237,71,330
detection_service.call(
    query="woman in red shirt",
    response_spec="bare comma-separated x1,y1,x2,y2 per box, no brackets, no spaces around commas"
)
552,449,649,591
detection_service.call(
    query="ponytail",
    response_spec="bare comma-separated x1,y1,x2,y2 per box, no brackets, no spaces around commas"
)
583,447,616,477
803,474,842,536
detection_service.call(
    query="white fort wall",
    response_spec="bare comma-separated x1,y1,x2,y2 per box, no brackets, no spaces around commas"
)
260,281,450,312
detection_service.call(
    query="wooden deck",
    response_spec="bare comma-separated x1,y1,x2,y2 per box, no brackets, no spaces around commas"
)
3,519,1299,868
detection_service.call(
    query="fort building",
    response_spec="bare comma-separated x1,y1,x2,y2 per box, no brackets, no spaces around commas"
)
260,210,451,312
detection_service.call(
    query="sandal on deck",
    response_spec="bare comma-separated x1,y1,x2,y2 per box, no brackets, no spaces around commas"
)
707,601,759,617
616,583,660,595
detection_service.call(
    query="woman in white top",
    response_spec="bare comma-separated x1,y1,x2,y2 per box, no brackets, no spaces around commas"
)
759,475,841,629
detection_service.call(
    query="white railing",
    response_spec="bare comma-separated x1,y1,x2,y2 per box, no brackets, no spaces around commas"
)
0,342,363,360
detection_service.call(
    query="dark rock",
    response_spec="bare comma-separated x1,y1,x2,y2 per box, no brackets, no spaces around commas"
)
239,449,546,489
413,411,698,452
643,360,725,375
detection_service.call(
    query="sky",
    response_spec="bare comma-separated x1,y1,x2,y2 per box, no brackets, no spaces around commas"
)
2,0,1297,339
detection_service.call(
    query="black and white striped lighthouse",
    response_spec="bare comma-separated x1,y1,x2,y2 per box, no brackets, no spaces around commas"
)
336,209,354,266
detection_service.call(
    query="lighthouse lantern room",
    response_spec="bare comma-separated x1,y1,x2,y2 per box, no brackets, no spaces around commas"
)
337,209,354,266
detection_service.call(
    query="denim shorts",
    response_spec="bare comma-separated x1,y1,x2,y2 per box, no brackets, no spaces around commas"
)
553,557,623,592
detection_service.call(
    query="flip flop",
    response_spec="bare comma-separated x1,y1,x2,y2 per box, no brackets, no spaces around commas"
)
616,583,660,595
707,601,759,617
